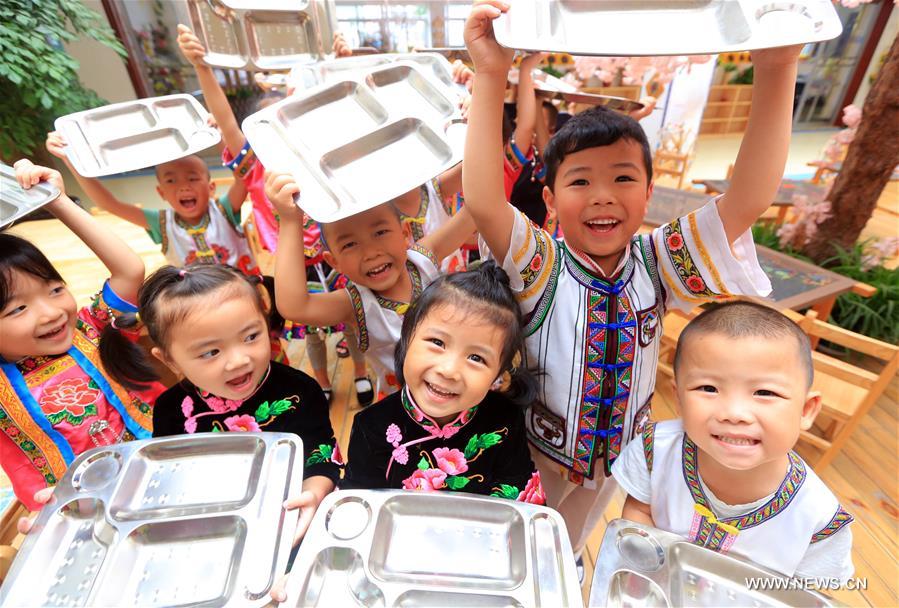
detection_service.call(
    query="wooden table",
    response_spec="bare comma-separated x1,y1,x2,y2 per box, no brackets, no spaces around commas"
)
691,178,828,224
645,187,857,318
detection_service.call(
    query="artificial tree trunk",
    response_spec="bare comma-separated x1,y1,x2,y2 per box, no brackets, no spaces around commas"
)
801,34,899,264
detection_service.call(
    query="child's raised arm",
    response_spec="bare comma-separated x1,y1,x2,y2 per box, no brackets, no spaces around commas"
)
717,45,801,244
514,53,544,152
45,132,149,229
462,1,518,262
264,171,353,328
418,205,476,262
13,159,145,303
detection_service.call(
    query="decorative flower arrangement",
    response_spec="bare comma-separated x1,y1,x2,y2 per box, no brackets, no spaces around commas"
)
776,194,833,250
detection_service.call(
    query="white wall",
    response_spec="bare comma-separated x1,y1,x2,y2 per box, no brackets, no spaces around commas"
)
852,13,898,108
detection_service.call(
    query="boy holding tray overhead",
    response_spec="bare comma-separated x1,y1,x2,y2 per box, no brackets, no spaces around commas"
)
462,0,801,565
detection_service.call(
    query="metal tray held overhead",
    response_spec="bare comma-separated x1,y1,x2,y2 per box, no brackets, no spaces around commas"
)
185,0,337,70
590,520,840,608
0,163,61,228
54,94,221,178
243,60,466,223
494,0,843,56
282,490,584,607
0,433,303,608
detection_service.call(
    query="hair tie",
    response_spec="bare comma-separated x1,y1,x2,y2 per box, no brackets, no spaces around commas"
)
110,315,142,344
134,312,140,323
178,269,187,278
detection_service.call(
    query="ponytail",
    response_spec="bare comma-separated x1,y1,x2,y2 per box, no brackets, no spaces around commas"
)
99,311,160,391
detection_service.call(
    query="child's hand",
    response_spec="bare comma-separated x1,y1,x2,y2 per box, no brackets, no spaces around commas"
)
13,159,65,197
629,96,657,121
263,170,303,223
268,488,326,602
750,44,803,70
45,131,69,160
17,487,55,534
464,0,514,76
332,32,352,58
176,24,207,67
519,52,546,72
451,59,475,92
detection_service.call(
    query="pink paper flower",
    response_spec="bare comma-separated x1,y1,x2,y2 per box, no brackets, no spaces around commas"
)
841,103,862,128
386,423,402,444
433,448,468,475
402,468,447,492
181,396,194,418
224,414,261,432
517,471,546,505
392,446,409,465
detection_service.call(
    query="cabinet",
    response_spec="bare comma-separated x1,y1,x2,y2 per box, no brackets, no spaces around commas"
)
700,85,752,135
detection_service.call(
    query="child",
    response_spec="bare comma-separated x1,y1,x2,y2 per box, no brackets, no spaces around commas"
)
104,264,340,543
176,24,373,404
462,0,799,557
612,301,854,581
1,160,161,511
265,172,476,400
342,262,544,503
44,133,258,275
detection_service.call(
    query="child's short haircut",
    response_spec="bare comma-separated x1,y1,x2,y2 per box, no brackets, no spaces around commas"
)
317,201,403,252
543,106,652,191
153,154,210,180
674,301,814,388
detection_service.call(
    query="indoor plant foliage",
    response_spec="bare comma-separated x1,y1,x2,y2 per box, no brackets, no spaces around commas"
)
0,0,125,162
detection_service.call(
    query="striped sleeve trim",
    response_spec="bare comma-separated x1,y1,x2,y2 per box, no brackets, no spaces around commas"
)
810,507,854,543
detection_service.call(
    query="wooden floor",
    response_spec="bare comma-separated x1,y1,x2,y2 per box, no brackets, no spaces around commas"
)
4,182,896,605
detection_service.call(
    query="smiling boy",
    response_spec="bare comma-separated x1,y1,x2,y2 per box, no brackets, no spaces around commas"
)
462,0,800,559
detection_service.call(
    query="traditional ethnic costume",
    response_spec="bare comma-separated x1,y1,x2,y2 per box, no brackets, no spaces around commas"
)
612,420,854,581
342,387,545,504
152,361,341,485
345,246,441,399
487,199,771,551
0,282,160,510
399,178,466,273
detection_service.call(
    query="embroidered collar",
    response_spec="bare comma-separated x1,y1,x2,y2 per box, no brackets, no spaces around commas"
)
400,386,479,437
681,435,806,531
13,353,59,373
194,364,271,412
563,241,636,294
174,209,211,233
375,262,422,315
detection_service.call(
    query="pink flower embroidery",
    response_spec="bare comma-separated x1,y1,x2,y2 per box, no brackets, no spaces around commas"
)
529,253,543,272
441,425,459,439
517,471,546,505
40,377,100,417
433,447,468,475
402,468,447,492
386,423,402,444
205,395,228,412
184,418,198,434
33,457,46,468
685,276,706,293
223,414,261,432
392,446,409,465
666,232,684,252
181,396,194,418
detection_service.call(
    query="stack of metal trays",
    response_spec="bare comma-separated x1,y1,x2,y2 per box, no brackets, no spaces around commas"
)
0,433,303,608
494,0,843,56
282,490,584,607
0,163,60,228
186,0,337,70
54,94,221,178
287,53,466,101
590,520,840,608
243,61,466,223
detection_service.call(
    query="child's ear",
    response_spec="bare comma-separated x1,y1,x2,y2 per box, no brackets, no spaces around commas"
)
151,346,181,376
156,184,165,200
643,181,654,214
542,185,556,217
401,219,413,245
208,179,216,198
255,283,272,315
799,391,822,431
670,377,682,416
322,250,339,273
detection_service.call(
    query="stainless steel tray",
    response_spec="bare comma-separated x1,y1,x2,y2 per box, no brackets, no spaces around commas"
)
0,433,303,608
534,82,645,113
288,53,465,100
494,0,843,56
54,94,220,178
282,490,583,607
589,519,840,608
0,163,60,228
186,0,337,70
243,61,466,223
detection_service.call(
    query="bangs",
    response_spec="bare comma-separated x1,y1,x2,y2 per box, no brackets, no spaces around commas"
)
0,234,63,309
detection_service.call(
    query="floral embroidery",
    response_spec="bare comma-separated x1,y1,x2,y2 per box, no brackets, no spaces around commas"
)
403,467,447,491
386,423,409,464
433,447,468,475
224,414,260,432
662,219,724,299
516,471,546,504
399,430,505,492
307,443,343,466
666,232,684,251
181,396,194,418
40,377,101,426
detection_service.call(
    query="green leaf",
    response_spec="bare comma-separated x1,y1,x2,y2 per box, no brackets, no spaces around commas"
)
306,452,325,465
318,444,333,460
417,457,429,471
270,399,293,415
212,426,221,433
463,435,479,459
445,476,470,490
255,401,271,421
492,484,520,500
477,433,502,450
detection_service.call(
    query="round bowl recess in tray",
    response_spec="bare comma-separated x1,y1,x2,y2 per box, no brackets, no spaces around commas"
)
243,60,466,224
493,0,843,56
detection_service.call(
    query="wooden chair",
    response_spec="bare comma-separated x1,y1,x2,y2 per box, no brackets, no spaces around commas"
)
242,213,274,276
653,150,690,189
657,307,899,472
